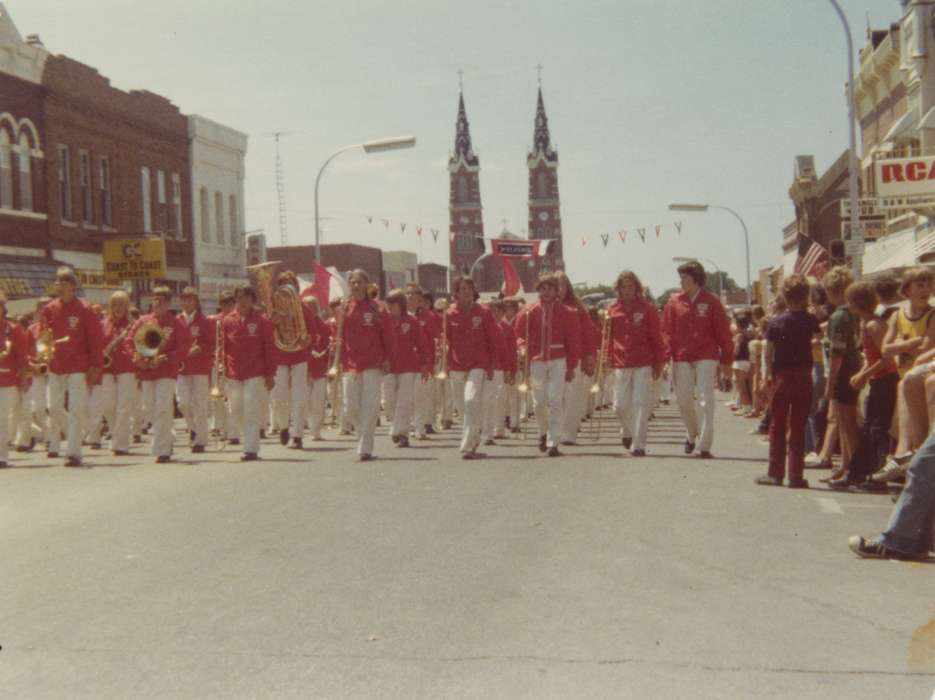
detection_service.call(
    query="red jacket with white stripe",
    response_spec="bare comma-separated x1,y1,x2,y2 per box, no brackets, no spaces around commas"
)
513,300,580,372
661,289,734,364
389,312,432,375
445,302,498,373
179,311,216,376
606,299,665,369
340,298,392,372
221,309,275,381
41,296,104,375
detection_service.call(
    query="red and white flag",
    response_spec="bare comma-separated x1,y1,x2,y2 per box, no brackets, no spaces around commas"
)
298,263,349,307
489,239,551,258
499,256,522,297
795,241,829,279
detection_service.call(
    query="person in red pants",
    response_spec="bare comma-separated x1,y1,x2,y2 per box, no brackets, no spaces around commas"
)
756,274,821,488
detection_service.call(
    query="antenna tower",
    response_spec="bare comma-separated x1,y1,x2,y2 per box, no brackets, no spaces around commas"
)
273,132,288,246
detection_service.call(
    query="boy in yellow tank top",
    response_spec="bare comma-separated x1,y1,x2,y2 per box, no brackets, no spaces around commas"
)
879,267,935,481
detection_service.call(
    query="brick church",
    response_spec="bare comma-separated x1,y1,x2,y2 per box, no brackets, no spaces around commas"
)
448,83,564,293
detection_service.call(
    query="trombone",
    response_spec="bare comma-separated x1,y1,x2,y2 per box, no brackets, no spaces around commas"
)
591,310,611,441
516,309,531,439
433,299,449,430
327,299,348,427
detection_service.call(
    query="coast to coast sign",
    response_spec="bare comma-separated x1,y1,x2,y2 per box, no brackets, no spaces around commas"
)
103,238,167,284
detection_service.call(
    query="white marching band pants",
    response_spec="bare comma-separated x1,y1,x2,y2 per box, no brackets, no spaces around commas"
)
673,359,718,452
177,374,210,446
413,374,434,436
141,378,176,458
612,366,654,451
451,368,486,453
343,369,383,456
273,362,308,439
47,372,87,459
227,376,266,455
481,369,504,441
387,372,417,438
561,369,589,442
101,372,137,453
306,376,328,439
530,359,566,448
0,386,13,463
30,373,48,443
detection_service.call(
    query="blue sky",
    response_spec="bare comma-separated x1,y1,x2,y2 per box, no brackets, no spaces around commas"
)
12,0,899,295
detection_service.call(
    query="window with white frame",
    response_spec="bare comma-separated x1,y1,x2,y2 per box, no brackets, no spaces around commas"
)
99,156,112,227
156,170,166,204
80,151,92,224
141,166,152,232
171,173,183,239
0,133,12,209
59,145,73,221
214,191,224,243
199,187,210,242
18,135,32,212
229,194,238,246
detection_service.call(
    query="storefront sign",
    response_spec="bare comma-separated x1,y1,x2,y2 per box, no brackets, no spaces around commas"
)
875,156,935,199
103,238,167,284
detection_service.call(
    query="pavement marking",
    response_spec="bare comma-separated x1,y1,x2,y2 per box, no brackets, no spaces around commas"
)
816,497,844,515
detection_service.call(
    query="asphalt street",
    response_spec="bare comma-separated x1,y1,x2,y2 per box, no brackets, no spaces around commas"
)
2,398,934,699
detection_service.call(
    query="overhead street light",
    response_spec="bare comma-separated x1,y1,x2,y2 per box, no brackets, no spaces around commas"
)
669,202,752,305
314,135,417,263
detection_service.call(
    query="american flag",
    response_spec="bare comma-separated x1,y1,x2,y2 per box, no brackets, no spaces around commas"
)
795,241,829,279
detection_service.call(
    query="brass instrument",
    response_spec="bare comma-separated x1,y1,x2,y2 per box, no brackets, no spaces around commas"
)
248,261,309,353
32,328,67,376
0,323,10,372
102,324,130,369
517,309,531,394
328,299,348,380
210,315,224,400
590,310,611,394
435,299,449,380
133,322,172,369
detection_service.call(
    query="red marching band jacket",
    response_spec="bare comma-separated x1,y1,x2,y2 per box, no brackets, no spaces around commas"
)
41,296,104,375
445,302,498,373
492,319,518,374
273,303,319,368
0,318,29,388
513,300,580,372
606,298,666,369
338,298,393,373
565,302,597,365
179,311,216,376
124,312,191,382
661,289,734,365
306,312,332,380
101,316,136,375
388,311,432,375
220,308,275,382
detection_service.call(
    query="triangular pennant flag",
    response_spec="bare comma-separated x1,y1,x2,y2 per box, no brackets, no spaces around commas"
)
618,230,627,243
655,224,662,239
381,218,389,228
416,226,423,237
637,228,646,243
581,236,588,247
400,223,407,233
366,216,373,224
600,233,609,247
431,229,439,242
674,221,683,234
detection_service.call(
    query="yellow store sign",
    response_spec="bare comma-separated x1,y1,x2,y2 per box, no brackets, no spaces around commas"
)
103,238,167,284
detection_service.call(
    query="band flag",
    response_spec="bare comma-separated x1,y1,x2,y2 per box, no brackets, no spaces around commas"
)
499,256,522,297
489,239,551,258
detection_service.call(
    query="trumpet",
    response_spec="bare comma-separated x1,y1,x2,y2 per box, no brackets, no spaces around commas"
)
133,322,172,369
435,299,449,380
590,310,611,394
32,328,67,376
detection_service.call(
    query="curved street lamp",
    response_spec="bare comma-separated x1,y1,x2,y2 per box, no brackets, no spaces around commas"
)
314,135,417,263
669,203,751,305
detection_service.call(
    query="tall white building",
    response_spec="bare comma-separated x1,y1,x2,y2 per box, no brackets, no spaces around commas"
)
189,114,247,312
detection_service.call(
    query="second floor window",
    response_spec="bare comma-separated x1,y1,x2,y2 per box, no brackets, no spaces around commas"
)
215,191,224,243
200,187,210,242
18,136,32,212
99,157,112,227
171,173,183,239
229,194,238,247
80,151,92,224
141,166,152,233
59,145,72,221
0,133,12,209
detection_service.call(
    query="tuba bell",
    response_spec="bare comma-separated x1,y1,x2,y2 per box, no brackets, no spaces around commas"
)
247,261,309,353
133,322,170,368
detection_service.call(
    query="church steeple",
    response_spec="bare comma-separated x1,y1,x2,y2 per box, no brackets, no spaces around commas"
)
451,87,478,168
530,87,557,164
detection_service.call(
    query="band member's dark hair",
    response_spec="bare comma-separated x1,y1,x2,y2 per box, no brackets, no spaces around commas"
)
615,270,644,298
422,289,434,305
152,285,173,300
452,276,476,295
385,289,406,308
180,286,199,299
676,261,706,288
348,269,370,285
235,283,257,301
55,266,78,287
219,289,236,306
277,270,299,291
367,283,380,300
535,272,558,291
554,271,586,311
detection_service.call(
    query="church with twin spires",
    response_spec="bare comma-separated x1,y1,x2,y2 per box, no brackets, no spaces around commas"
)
448,82,564,293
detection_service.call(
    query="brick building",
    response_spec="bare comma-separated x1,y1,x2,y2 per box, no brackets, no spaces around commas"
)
417,262,447,298
787,152,849,269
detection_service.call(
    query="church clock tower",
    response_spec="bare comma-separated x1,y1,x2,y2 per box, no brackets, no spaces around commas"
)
448,86,487,290
527,84,563,283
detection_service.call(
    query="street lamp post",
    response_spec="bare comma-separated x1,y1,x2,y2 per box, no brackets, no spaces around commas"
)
313,135,416,263
669,203,752,305
828,0,861,276
672,256,723,299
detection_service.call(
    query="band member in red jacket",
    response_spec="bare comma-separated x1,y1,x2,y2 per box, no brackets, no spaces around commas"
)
661,261,734,458
210,290,235,441
445,276,498,459
514,273,580,456
221,284,275,461
337,269,393,461
26,297,51,447
385,289,432,447
482,299,517,444
304,296,331,441
556,272,595,445
0,293,30,468
43,266,104,466
99,291,136,456
606,271,666,456
177,286,215,453
408,284,440,440
126,286,190,463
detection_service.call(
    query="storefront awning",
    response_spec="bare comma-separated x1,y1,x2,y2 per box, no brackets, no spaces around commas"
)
0,255,62,300
884,108,920,143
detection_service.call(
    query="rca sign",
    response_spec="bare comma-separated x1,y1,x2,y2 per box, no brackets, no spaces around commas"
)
876,156,935,197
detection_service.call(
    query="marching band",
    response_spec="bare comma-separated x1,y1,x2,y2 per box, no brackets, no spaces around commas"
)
0,261,737,468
